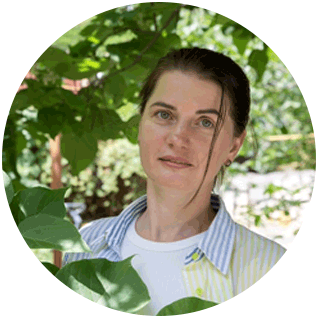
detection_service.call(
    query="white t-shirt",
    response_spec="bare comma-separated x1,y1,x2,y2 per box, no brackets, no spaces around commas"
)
120,217,206,315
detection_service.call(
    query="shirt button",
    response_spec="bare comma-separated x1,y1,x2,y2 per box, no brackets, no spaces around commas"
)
192,252,199,261
196,287,203,297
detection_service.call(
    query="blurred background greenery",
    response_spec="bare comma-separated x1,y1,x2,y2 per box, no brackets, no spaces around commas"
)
3,3,315,261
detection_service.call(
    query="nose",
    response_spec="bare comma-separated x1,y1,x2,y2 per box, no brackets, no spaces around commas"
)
166,122,190,149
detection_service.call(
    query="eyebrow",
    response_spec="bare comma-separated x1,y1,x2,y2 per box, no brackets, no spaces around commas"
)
150,101,220,116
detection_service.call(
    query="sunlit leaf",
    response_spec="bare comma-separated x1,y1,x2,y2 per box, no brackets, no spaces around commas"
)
157,297,218,315
56,257,150,313
18,214,91,253
10,187,68,224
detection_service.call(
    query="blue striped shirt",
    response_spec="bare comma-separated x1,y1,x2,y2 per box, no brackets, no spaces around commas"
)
63,194,286,305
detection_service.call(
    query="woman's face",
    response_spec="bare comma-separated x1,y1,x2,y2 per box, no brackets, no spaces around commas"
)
138,71,245,192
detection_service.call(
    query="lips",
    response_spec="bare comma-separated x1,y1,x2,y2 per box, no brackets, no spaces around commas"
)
159,156,192,166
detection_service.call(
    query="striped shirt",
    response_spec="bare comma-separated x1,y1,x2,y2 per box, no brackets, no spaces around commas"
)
63,194,286,307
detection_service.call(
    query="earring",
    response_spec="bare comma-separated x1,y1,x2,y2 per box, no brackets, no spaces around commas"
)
224,159,232,167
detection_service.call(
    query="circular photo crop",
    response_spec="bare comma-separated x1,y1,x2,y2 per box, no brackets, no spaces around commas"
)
2,2,316,316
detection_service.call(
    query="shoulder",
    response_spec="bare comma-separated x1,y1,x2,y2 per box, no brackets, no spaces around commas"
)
234,222,286,257
79,216,116,244
231,222,286,290
62,216,117,266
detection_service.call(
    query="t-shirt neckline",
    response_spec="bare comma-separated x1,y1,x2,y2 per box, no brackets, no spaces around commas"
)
126,217,207,252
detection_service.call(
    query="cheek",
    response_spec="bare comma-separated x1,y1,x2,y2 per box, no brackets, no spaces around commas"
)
140,121,165,144
206,133,233,167
139,122,165,161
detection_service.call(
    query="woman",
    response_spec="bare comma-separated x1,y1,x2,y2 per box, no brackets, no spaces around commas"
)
63,48,286,315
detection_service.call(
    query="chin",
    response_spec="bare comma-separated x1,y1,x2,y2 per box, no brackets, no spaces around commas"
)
146,174,196,191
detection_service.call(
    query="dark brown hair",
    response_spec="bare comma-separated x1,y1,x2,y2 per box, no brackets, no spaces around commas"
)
139,48,250,203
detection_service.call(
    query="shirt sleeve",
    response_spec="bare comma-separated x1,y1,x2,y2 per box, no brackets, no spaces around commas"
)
62,217,112,267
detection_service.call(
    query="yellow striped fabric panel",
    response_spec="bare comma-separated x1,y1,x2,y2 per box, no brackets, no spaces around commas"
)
231,224,286,295
182,257,234,304
182,224,286,303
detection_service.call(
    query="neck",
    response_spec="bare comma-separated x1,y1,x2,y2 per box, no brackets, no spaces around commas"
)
135,180,216,242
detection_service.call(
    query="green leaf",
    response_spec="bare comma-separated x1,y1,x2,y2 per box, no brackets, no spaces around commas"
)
15,131,28,153
248,46,269,82
61,131,98,175
264,183,284,196
35,88,63,107
11,187,68,221
10,91,31,113
254,215,261,226
122,114,141,144
18,214,91,253
232,27,254,55
59,89,86,111
86,108,124,140
56,257,150,313
212,13,234,27
37,46,110,80
157,297,218,316
103,74,128,105
42,262,60,276
37,47,73,68
3,171,14,204
37,107,67,139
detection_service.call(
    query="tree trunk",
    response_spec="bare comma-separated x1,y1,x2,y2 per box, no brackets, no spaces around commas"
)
49,133,63,268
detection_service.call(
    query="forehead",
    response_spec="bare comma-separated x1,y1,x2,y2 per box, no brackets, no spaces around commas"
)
146,71,224,112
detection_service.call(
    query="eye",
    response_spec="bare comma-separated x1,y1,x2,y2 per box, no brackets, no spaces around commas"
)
200,118,214,128
157,111,171,120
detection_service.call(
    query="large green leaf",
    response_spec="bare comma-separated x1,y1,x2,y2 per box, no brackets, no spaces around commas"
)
248,46,269,82
122,114,141,144
18,214,91,253
91,108,124,139
11,187,68,221
37,47,73,68
42,262,60,276
156,297,218,316
3,171,14,204
37,107,68,139
103,74,128,105
61,131,98,175
232,27,255,55
10,91,31,113
56,257,150,313
59,89,86,111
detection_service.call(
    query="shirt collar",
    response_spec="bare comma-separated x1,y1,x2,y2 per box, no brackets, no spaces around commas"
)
197,195,236,275
101,194,236,275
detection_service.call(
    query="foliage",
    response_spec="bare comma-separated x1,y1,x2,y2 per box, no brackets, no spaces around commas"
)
57,257,151,313
5,3,313,181
3,4,313,314
6,170,90,253
245,181,312,228
5,171,218,315
3,3,314,224
156,297,218,315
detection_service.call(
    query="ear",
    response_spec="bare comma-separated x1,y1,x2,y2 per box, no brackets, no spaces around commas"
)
227,129,247,162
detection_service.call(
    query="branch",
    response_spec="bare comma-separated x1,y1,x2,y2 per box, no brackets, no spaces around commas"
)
151,2,158,32
93,4,184,87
